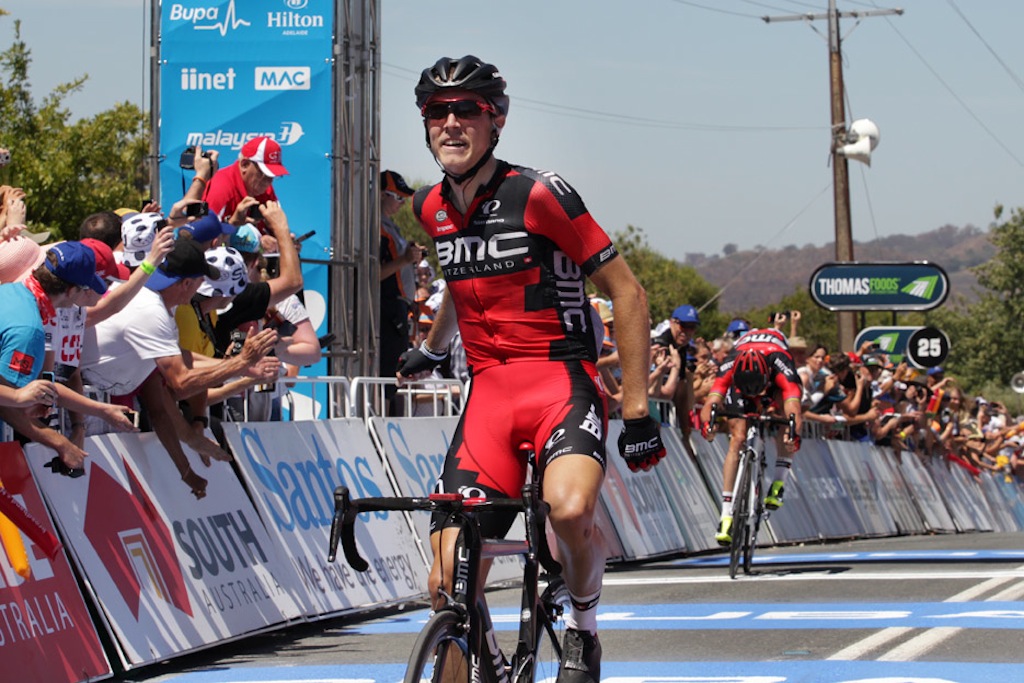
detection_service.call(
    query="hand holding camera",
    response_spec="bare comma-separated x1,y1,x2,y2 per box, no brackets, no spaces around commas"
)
179,145,212,170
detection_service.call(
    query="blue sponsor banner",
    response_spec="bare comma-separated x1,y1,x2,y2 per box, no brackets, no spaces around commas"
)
159,0,333,386
809,262,949,311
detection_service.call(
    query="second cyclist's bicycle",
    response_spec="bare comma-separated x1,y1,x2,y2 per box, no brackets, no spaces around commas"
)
709,403,795,579
328,467,567,683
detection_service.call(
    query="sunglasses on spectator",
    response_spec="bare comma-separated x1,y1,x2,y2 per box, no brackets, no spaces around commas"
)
421,99,495,122
672,319,698,329
384,190,407,203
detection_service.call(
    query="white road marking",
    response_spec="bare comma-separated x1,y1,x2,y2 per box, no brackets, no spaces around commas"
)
602,570,1024,587
827,565,1024,661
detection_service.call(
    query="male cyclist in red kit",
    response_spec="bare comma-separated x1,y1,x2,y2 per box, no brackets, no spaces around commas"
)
699,326,803,546
396,55,664,683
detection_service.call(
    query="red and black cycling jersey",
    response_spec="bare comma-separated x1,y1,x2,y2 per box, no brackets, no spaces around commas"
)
709,328,803,403
412,161,618,373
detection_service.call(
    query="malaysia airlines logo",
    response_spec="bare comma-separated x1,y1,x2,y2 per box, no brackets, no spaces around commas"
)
186,121,305,151
169,0,251,36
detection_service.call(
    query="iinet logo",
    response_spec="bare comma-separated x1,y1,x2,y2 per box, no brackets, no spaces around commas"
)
180,67,237,91
255,67,311,91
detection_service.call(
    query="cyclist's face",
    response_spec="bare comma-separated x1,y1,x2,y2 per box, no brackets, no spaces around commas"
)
425,93,505,176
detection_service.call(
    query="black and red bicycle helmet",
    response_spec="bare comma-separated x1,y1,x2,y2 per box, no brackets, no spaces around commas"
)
733,348,771,397
415,55,509,115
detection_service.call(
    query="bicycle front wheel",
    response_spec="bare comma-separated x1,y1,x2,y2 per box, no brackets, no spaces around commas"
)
729,453,752,580
405,609,471,683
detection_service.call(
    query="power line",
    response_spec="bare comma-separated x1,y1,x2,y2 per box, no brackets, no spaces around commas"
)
945,0,1024,96
869,5,1024,168
699,182,833,313
666,0,762,20
382,64,824,134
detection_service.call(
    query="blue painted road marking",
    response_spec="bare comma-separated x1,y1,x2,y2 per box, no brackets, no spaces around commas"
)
344,602,1024,634
149,660,1024,682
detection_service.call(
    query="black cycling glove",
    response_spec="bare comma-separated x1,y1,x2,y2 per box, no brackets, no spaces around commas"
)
617,415,667,473
396,342,449,377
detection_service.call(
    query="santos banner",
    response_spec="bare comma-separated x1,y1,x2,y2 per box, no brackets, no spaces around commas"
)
158,0,334,378
221,420,428,619
26,434,303,669
0,443,110,683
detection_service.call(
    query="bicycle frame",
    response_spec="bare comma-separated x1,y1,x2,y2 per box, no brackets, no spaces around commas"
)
709,404,795,579
328,478,563,683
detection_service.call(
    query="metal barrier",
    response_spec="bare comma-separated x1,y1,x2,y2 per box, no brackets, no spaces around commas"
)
277,376,353,420
349,376,464,419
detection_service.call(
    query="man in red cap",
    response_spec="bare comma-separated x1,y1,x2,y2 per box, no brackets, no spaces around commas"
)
203,135,289,252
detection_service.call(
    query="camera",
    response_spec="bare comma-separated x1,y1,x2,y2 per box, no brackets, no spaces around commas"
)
247,204,263,221
184,201,209,218
179,146,211,170
228,330,246,356
44,455,85,479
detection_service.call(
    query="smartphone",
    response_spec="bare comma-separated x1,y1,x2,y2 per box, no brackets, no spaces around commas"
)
184,201,209,217
41,371,55,383
141,197,153,211
294,230,316,244
125,409,141,428
247,204,262,220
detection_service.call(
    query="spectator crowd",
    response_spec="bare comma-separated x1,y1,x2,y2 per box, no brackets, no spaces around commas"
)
0,139,321,499
2,144,1021,501
588,299,1024,484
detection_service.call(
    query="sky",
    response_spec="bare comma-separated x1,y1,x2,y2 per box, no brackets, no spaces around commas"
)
5,0,1024,262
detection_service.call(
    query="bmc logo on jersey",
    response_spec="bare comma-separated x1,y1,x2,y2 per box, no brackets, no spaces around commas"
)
255,66,311,90
437,231,529,268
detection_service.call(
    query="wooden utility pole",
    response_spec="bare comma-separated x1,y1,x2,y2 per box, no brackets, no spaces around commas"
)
765,1,902,351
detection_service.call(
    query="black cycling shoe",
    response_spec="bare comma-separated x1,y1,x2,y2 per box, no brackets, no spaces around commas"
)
556,628,602,683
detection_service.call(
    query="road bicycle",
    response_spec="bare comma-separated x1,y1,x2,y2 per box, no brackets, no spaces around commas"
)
709,403,795,579
328,466,568,683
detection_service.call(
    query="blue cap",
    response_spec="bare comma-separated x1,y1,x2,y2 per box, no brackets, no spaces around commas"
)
228,224,262,254
44,242,107,294
727,318,750,334
926,366,944,376
145,238,220,292
178,213,237,244
671,304,700,325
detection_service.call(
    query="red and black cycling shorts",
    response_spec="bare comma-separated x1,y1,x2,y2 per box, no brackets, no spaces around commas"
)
430,359,608,538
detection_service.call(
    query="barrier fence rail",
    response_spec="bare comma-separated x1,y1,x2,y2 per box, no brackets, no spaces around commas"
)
2,384,1024,683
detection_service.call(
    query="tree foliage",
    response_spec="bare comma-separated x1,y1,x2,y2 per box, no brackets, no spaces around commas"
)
609,225,719,325
0,18,148,240
928,206,1024,398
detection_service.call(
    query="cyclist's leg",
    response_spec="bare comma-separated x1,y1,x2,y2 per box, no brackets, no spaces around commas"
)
532,361,606,683
716,416,746,543
428,367,528,607
766,394,799,510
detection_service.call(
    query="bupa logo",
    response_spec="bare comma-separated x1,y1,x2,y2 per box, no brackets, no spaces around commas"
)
255,66,311,91
481,200,501,215
171,0,251,36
